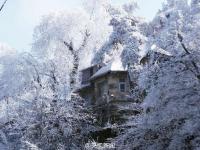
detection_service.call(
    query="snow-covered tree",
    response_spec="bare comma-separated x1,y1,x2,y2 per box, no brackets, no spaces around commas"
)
32,6,111,91
92,1,147,105
0,45,42,149
93,2,146,65
28,3,112,148
2,0,200,149
116,1,200,149
0,49,94,149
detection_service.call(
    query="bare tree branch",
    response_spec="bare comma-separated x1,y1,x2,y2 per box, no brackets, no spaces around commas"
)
0,0,8,12
63,29,91,91
177,33,190,54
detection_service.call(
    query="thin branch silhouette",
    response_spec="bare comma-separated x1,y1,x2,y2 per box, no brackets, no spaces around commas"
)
0,0,8,12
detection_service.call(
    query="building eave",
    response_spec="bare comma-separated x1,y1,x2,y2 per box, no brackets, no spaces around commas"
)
80,63,105,72
74,83,92,93
90,70,128,81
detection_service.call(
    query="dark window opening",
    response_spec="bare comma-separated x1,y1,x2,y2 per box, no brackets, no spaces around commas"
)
119,84,125,92
119,78,126,92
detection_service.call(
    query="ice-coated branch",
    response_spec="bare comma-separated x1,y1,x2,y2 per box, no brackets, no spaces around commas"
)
177,33,190,54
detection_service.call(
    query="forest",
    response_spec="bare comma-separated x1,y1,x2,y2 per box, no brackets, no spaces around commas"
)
0,0,200,149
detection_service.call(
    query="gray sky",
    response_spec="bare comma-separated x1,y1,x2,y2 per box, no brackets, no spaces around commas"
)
0,0,165,51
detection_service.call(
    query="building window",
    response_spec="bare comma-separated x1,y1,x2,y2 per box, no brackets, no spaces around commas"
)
119,78,126,92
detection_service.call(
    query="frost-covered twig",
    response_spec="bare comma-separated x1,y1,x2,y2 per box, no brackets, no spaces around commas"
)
0,0,8,12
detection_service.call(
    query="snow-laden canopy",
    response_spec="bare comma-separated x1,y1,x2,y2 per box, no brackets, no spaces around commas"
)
0,42,16,57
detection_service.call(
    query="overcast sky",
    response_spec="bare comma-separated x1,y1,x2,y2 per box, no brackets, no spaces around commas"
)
0,0,165,51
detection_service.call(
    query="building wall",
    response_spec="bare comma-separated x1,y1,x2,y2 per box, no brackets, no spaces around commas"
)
79,86,95,105
81,69,92,85
107,72,130,101
81,65,100,85
79,71,132,125
93,72,130,105
94,76,109,105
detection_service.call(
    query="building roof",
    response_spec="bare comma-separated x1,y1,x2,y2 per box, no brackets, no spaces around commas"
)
90,59,127,80
74,83,92,93
80,64,98,72
80,63,105,72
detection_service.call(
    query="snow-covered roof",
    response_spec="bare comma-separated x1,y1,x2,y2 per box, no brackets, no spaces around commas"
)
80,64,98,71
90,59,127,80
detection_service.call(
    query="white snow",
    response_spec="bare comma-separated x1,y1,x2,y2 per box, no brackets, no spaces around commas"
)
151,44,172,56
91,59,127,79
0,43,16,57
